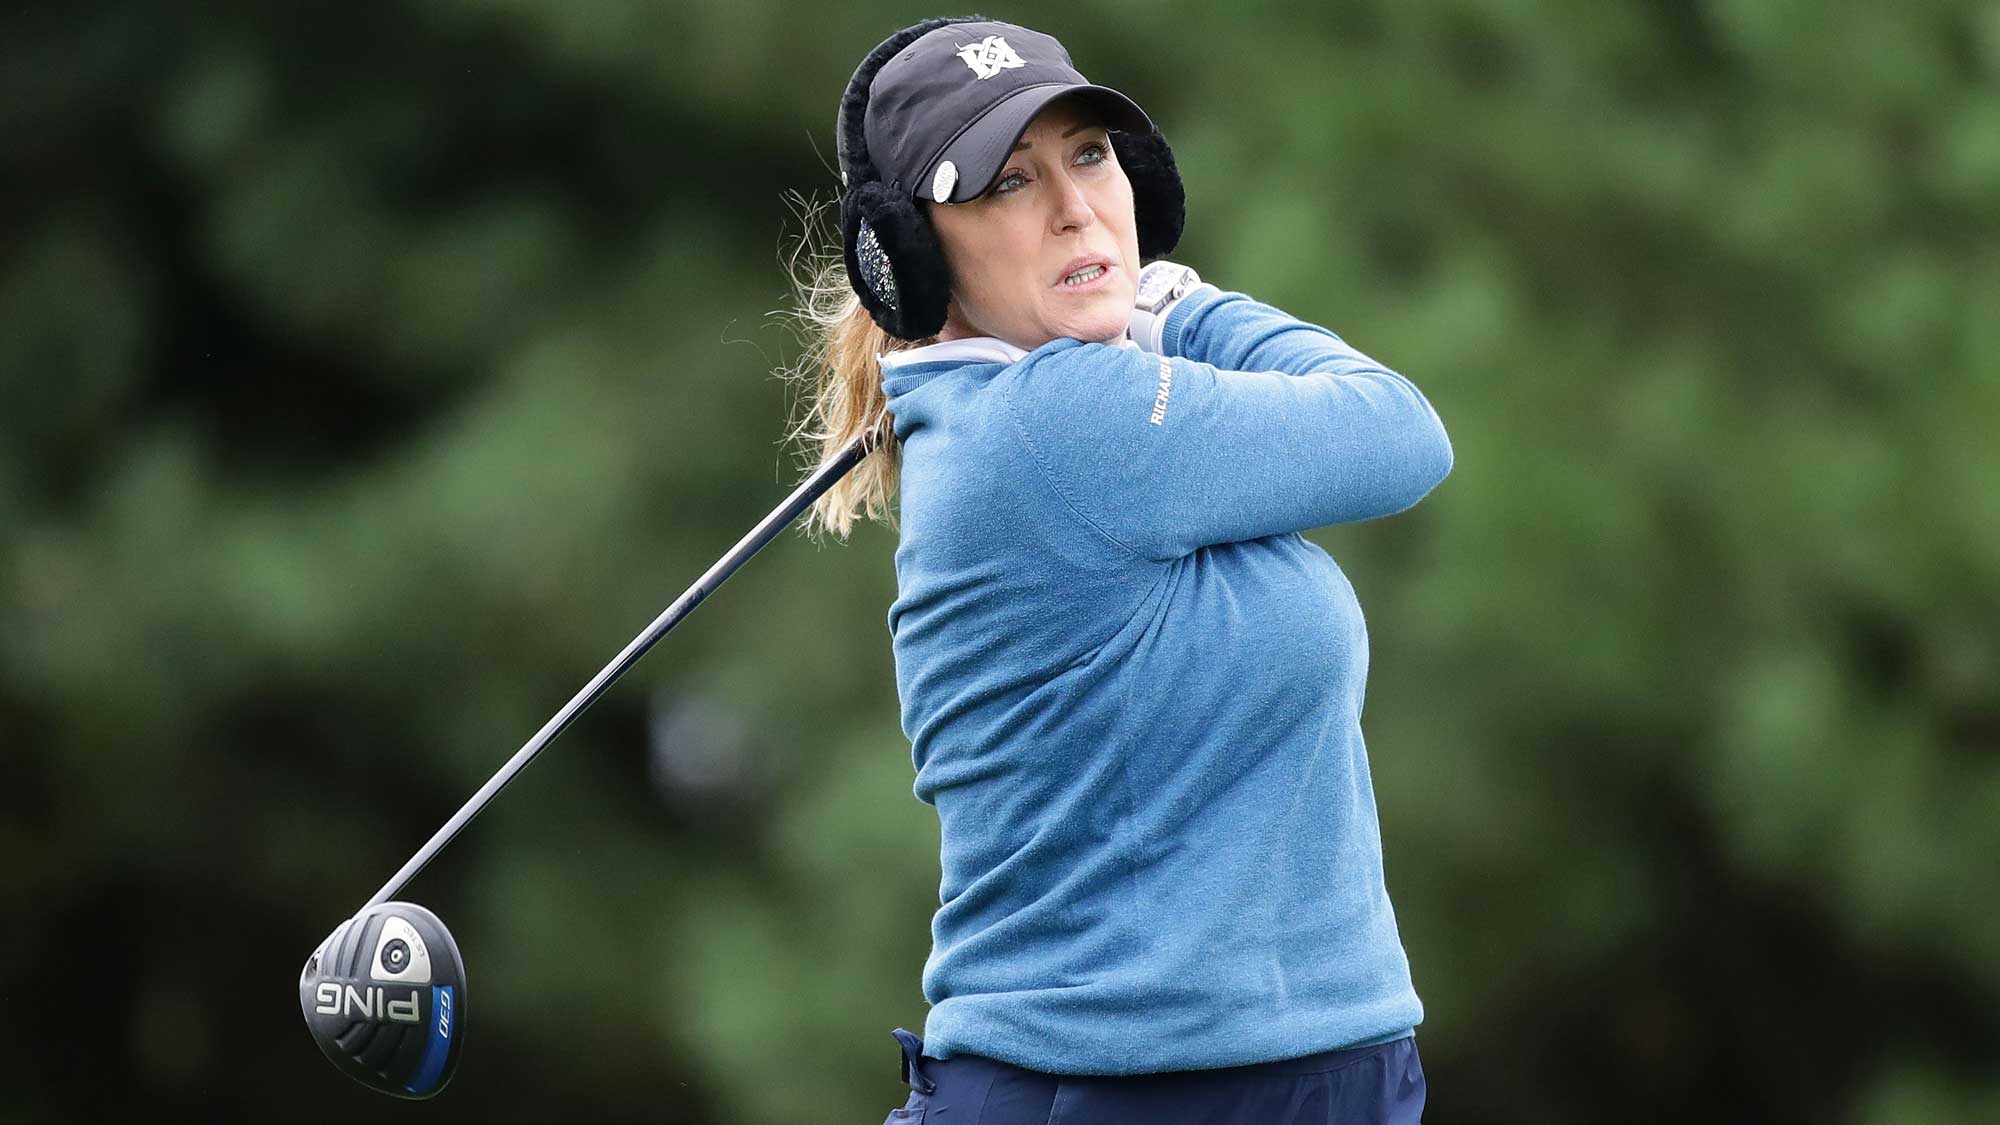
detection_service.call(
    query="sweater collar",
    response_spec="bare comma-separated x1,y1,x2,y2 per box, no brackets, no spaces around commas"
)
878,331,1137,373
877,336,1030,371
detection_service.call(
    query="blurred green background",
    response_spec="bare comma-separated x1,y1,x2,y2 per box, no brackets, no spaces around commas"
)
4,1,1997,1121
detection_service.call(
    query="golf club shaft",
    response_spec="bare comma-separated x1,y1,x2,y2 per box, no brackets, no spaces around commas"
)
364,433,878,909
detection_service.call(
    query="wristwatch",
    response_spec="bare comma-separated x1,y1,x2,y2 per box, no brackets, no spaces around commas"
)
1129,261,1206,354
1134,261,1202,313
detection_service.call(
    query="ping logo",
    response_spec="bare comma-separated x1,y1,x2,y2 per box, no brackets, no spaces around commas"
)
314,982,422,1024
1148,356,1174,425
955,35,1024,80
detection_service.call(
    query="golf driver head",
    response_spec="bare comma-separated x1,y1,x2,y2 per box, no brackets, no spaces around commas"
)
299,901,466,1099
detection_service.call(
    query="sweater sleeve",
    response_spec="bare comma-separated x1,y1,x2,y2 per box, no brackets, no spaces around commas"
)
1164,286,1398,379
999,296,1453,562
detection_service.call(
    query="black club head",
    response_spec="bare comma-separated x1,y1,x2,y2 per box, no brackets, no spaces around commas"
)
299,902,466,1099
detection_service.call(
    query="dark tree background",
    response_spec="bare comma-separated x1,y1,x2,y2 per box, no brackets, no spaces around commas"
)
4,1,1996,1121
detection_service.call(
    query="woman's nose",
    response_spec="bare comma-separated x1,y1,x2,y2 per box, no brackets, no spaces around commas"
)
1048,171,1095,233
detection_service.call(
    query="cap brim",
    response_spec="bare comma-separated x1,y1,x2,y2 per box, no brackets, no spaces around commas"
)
924,83,1153,205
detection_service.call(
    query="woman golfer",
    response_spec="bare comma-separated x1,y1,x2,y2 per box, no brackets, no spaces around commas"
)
788,17,1451,1124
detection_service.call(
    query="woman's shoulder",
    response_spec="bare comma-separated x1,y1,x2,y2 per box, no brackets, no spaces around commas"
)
1000,336,1168,425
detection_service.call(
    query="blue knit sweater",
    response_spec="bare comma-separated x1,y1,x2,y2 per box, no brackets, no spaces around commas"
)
879,286,1453,1076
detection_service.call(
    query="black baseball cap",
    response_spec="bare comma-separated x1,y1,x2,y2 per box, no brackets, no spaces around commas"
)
862,20,1154,205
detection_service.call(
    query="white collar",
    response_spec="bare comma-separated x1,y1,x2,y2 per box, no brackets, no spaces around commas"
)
877,336,1030,371
877,332,1138,371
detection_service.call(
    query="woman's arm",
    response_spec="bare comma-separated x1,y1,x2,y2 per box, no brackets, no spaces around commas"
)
1161,285,1398,381
998,306,1453,562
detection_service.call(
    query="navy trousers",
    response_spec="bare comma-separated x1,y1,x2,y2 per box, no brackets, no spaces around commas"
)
879,1028,1426,1125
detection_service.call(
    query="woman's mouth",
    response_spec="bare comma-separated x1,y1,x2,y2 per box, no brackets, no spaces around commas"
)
1058,263,1111,291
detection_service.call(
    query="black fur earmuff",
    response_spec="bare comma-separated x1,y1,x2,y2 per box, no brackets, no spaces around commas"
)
835,19,1188,342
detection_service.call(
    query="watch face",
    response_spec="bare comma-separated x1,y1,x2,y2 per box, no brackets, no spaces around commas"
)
1136,266,1183,310
1135,264,1199,312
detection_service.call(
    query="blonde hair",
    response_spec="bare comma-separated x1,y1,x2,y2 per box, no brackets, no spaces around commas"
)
774,192,933,539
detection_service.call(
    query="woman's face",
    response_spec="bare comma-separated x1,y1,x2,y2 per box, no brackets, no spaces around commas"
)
926,99,1142,349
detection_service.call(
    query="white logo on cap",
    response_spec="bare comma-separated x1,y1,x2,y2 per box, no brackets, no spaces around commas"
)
932,161,958,203
955,35,1025,80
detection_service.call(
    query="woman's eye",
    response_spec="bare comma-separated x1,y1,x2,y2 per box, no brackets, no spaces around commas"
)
990,141,1109,196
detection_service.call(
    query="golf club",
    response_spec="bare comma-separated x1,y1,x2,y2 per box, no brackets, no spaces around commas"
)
299,432,877,1098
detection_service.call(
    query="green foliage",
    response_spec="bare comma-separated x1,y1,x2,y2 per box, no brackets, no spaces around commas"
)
3,0,1995,1121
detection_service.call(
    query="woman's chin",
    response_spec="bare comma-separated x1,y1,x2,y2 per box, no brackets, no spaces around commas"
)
1053,303,1133,346
1002,287,1136,347
1079,318,1133,345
